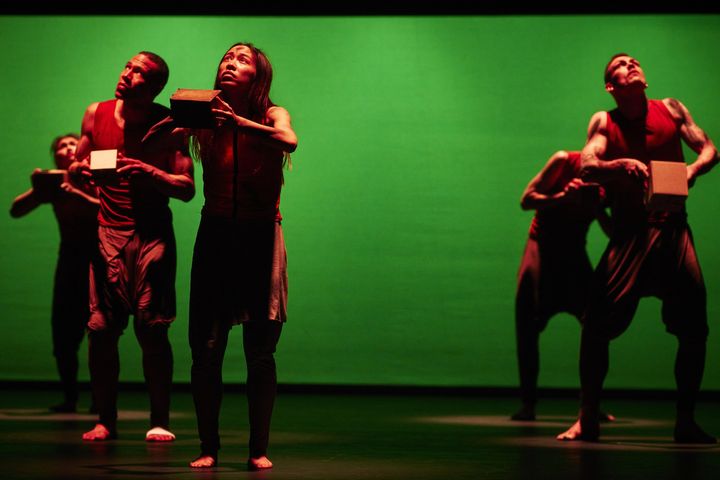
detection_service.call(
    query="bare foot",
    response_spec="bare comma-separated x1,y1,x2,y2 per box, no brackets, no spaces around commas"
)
674,419,717,444
145,426,176,442
248,456,273,471
557,419,583,441
82,424,116,441
556,418,599,441
189,455,217,468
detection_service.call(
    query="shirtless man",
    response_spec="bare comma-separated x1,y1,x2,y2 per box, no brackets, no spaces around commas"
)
11,133,99,413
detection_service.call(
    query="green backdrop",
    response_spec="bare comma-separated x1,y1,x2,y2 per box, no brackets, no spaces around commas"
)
1,15,719,390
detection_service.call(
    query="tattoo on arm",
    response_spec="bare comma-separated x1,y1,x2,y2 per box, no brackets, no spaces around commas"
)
667,98,682,118
666,98,709,151
686,124,708,149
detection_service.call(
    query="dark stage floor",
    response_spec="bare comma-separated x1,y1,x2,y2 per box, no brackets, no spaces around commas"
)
0,387,718,480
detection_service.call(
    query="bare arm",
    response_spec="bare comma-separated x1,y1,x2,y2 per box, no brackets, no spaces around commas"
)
214,100,298,153
152,147,195,202
520,150,580,210
10,187,41,218
579,111,648,182
68,103,98,181
116,145,195,203
664,98,718,187
10,168,55,217
60,181,100,206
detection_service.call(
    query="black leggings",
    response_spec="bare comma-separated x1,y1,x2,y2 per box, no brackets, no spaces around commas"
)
52,244,96,404
190,320,282,458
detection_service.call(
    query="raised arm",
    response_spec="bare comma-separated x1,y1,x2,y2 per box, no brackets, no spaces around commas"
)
579,111,648,183
664,98,718,187
214,99,298,153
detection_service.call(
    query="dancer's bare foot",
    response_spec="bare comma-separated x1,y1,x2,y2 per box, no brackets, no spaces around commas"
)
145,427,175,442
557,419,582,441
674,419,717,444
189,455,217,468
248,456,273,471
556,418,599,441
82,423,116,441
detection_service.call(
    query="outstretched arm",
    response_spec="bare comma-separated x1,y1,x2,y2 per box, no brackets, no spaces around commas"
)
579,111,648,183
10,186,41,218
10,168,53,217
664,98,718,187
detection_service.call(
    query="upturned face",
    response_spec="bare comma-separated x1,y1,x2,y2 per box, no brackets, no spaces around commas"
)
54,136,78,169
217,45,257,92
605,55,647,93
115,54,161,101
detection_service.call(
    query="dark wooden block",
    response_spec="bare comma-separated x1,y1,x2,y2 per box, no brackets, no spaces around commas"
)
645,160,688,211
32,169,65,201
170,89,221,128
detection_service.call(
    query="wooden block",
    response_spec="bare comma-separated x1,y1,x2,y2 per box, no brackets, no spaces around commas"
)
170,89,221,128
90,149,118,183
645,160,688,211
32,169,65,201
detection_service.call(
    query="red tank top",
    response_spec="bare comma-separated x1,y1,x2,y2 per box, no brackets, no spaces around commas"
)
528,151,602,244
92,100,173,229
604,99,685,228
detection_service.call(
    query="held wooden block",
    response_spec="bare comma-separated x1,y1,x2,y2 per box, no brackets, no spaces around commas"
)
31,169,65,201
645,160,688,212
90,149,118,182
170,89,221,128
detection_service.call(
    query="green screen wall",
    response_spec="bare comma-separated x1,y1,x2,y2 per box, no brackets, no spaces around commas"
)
1,14,719,390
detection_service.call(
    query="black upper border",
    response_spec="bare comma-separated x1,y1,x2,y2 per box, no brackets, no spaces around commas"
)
2,1,719,16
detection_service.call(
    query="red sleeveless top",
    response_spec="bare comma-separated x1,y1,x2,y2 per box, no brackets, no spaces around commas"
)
604,99,685,228
92,100,173,229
